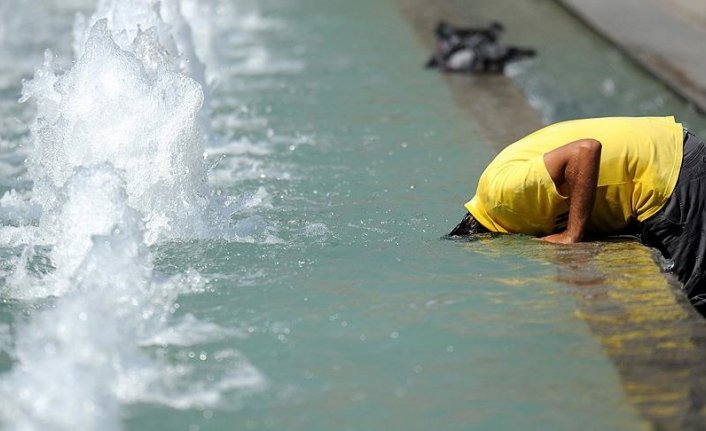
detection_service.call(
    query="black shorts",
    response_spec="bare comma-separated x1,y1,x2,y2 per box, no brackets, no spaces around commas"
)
641,131,706,310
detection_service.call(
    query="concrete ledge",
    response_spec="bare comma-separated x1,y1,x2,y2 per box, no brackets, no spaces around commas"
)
556,0,706,113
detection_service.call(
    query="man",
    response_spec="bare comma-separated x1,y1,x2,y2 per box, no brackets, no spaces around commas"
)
450,116,706,314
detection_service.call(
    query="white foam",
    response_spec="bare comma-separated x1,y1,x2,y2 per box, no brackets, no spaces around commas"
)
179,0,219,81
23,20,212,245
0,227,38,250
214,5,304,78
73,0,205,87
0,190,41,227
140,313,246,347
0,0,288,428
1,191,154,430
73,0,213,135
230,187,273,211
45,165,145,294
208,156,294,187
124,356,266,410
205,137,274,157
1,167,264,428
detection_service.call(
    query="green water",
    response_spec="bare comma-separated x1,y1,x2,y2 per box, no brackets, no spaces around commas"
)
4,0,706,429
144,0,656,429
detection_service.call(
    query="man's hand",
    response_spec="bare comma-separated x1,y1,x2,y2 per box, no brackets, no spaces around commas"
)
542,138,602,243
541,231,581,244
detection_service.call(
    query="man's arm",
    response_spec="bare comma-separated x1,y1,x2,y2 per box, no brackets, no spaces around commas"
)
541,139,602,244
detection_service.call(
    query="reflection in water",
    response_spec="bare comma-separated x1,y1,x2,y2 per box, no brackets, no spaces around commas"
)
544,240,706,429
462,235,706,428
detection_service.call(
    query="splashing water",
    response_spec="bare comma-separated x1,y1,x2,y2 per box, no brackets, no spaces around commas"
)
73,0,212,134
0,0,266,429
179,0,219,80
1,165,264,430
24,19,210,246
6,164,144,298
73,0,207,91
1,166,155,430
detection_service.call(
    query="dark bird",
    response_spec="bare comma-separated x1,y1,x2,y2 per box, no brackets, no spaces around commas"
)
426,21,536,74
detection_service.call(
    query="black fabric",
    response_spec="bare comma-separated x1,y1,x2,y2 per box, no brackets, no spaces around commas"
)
641,131,706,313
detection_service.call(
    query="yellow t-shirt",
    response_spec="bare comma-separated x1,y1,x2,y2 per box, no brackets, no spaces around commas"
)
465,116,684,235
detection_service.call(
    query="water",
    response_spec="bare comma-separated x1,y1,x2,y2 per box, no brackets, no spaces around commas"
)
480,0,706,135
1,0,706,430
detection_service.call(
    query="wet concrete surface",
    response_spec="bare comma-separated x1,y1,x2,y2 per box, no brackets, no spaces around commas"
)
557,0,706,113
551,241,706,430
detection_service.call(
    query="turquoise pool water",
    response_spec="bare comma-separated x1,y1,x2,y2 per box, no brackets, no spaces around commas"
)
0,0,705,430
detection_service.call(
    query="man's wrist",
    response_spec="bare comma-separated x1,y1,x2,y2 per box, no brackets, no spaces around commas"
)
563,228,583,243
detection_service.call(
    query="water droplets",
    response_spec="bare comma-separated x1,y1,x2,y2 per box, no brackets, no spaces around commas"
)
0,1,265,429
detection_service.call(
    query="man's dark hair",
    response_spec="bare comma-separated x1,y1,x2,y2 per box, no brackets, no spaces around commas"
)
448,213,489,236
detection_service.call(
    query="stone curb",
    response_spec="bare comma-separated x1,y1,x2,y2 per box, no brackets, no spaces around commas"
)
555,0,706,114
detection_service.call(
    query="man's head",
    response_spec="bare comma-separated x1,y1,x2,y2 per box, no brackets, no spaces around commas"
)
448,212,489,236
